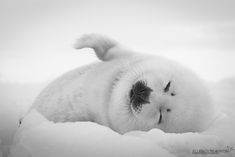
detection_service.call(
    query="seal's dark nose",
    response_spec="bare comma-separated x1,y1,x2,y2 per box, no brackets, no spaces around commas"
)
129,80,153,110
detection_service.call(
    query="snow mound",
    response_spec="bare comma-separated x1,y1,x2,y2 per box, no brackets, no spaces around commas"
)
9,78,235,157
9,109,235,157
9,110,174,157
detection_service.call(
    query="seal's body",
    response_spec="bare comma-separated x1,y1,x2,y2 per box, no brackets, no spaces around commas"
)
30,34,216,134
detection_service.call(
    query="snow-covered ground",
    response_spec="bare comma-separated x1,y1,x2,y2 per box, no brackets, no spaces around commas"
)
0,78,235,157
0,82,46,157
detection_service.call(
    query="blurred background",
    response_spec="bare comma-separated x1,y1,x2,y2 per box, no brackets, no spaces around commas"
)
0,0,235,155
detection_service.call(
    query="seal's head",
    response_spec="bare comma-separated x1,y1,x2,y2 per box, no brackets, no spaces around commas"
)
73,34,216,134
108,57,215,134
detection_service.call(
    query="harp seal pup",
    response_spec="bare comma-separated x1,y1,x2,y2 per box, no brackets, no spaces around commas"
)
28,34,216,134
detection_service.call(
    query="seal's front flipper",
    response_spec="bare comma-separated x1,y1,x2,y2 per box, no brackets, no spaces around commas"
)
74,34,134,61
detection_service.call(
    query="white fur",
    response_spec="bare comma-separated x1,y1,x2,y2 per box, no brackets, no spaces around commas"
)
28,34,216,134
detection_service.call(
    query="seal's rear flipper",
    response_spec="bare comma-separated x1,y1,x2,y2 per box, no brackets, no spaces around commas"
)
74,34,134,61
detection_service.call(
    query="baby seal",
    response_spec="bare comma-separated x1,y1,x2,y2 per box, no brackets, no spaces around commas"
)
28,34,216,134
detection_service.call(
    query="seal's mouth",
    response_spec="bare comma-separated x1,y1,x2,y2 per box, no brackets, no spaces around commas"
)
129,80,153,113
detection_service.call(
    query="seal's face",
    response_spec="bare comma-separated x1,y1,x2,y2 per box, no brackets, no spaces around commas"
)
126,70,213,133
127,76,179,133
109,58,214,134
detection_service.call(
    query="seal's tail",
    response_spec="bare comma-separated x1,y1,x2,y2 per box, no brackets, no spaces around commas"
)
74,34,119,61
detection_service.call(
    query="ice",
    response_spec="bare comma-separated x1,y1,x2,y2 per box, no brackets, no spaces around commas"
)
9,108,235,157
9,110,174,157
127,113,235,157
3,79,235,157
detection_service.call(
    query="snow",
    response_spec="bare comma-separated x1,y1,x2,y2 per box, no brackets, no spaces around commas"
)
9,110,174,157
8,109,235,157
1,78,235,157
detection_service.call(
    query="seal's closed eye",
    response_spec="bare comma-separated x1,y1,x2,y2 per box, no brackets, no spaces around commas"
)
164,81,176,96
130,81,153,110
164,81,171,92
